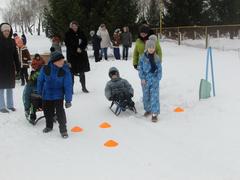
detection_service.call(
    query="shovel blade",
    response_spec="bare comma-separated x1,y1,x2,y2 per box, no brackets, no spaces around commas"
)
199,79,211,100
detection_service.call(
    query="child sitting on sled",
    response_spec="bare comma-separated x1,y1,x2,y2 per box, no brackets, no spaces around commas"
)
22,54,45,124
105,67,135,114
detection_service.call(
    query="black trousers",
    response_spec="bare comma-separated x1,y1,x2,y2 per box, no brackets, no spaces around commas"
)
94,49,100,62
71,71,86,90
20,67,29,85
122,46,129,60
42,100,67,133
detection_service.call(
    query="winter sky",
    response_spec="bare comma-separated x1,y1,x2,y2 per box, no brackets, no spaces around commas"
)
0,0,8,22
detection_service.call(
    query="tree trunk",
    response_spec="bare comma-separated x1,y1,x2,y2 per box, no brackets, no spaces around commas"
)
37,17,41,36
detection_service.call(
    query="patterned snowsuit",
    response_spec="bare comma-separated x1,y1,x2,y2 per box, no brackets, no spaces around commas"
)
138,53,162,114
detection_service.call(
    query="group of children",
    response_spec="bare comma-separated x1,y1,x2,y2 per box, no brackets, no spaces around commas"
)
105,34,162,122
23,51,73,139
20,31,162,139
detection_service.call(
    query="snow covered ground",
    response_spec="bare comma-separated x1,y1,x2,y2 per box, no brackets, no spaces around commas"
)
0,35,240,180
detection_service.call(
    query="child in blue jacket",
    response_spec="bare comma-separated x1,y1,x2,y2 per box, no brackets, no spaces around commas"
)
37,52,73,138
138,35,162,122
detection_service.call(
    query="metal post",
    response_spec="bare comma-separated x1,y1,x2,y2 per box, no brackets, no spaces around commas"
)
159,0,163,39
205,26,208,49
178,32,181,46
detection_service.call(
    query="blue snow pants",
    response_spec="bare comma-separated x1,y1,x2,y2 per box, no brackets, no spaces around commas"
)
142,78,160,114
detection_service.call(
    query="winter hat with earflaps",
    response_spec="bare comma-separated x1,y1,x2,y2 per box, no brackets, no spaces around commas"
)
114,28,121,33
145,39,155,50
1,24,11,32
149,35,158,42
51,52,65,63
108,67,120,78
90,30,95,37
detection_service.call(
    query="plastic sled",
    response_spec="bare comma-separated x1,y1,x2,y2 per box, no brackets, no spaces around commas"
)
110,100,137,116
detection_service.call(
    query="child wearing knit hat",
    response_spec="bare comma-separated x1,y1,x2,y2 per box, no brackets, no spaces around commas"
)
138,36,162,122
37,52,73,138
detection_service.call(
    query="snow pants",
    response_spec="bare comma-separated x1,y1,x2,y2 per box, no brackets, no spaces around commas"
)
141,78,160,114
42,99,67,133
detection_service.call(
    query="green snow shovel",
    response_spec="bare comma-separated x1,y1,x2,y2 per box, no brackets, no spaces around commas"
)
199,47,216,100
199,79,211,99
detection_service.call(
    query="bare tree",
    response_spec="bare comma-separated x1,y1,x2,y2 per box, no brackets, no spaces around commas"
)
2,0,48,35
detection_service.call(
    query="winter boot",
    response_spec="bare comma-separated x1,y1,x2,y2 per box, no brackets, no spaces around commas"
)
8,107,16,112
144,111,151,117
43,127,53,133
152,115,158,123
80,74,89,93
25,110,30,118
21,78,25,86
61,132,69,139
0,108,9,113
29,114,37,125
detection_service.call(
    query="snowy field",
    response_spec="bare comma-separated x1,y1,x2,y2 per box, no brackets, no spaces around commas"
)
0,35,240,180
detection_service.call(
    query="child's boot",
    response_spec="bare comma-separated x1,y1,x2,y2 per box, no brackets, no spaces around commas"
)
29,113,37,125
43,127,52,133
61,131,68,139
144,111,151,117
152,114,158,123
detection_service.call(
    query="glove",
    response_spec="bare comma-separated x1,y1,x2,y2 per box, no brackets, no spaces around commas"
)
141,79,147,86
31,93,42,99
65,102,72,108
133,65,138,70
109,94,118,101
77,48,82,53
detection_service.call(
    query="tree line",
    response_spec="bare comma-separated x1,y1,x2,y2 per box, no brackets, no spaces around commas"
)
1,0,239,37
164,0,240,27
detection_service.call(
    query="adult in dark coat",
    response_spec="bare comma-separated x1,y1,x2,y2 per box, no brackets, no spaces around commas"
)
64,21,90,93
0,23,20,113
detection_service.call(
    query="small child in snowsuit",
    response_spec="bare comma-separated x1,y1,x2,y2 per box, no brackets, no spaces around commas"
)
105,67,134,110
51,35,62,53
13,33,31,86
18,45,31,86
23,54,45,124
112,29,121,60
138,35,162,122
90,30,101,62
37,52,73,138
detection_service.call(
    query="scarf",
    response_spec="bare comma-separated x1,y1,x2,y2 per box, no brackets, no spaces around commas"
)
148,53,157,73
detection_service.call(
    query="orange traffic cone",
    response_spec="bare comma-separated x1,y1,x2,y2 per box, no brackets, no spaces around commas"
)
99,122,112,129
104,140,119,147
174,107,185,112
71,126,84,133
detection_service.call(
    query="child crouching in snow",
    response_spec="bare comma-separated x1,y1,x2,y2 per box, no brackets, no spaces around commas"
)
37,52,73,138
138,35,162,122
105,67,135,110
